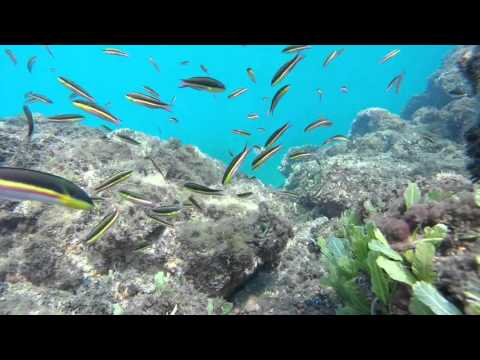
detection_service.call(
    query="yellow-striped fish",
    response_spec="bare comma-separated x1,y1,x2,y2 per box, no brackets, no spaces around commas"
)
323,49,344,68
228,88,248,99
222,145,250,186
251,145,282,170
47,114,85,123
85,208,120,245
103,48,129,57
323,135,349,145
271,54,304,86
264,123,290,148
58,76,95,102
380,49,400,64
270,84,290,115
304,119,333,132
247,113,259,120
126,93,171,111
288,150,313,160
282,45,311,54
73,100,121,125
232,129,251,137
94,170,133,193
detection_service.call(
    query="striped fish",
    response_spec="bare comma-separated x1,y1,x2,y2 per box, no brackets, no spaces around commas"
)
387,72,405,94
115,133,141,146
143,85,160,99
0,167,93,210
25,92,53,105
85,208,120,245
118,190,155,207
152,205,183,216
237,192,253,198
23,105,34,142
47,114,85,123
73,100,121,125
251,145,283,170
304,119,332,132
271,54,304,86
5,49,16,65
247,68,256,83
187,195,203,212
146,212,174,227
57,77,95,102
44,45,54,58
103,48,129,57
270,84,290,115
180,77,225,93
288,150,313,160
265,123,290,148
126,93,171,111
222,145,250,186
183,182,224,196
323,135,349,145
282,45,311,54
27,56,37,73
323,49,344,68
149,57,160,72
228,88,248,99
232,129,251,137
247,113,259,120
380,49,400,64
94,170,134,193
147,157,165,178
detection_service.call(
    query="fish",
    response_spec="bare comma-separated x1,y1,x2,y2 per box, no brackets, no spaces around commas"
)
69,93,78,100
44,45,54,58
94,170,134,193
47,114,85,123
323,48,344,68
149,57,160,72
180,77,226,93
146,212,174,227
277,190,300,199
288,150,313,160
180,60,190,65
183,182,224,196
57,76,95,102
222,145,250,186
171,96,177,105
271,54,304,86
25,92,53,105
264,123,290,148
251,145,282,170
4,49,16,65
282,45,311,54
23,105,34,142
232,129,251,137
340,85,349,94
152,205,183,216
73,100,121,125
118,190,155,207
261,96,270,101
269,84,290,115
0,167,94,210
147,157,165,178
143,85,160,99
380,49,400,64
247,68,256,83
85,208,120,245
420,133,435,143
126,93,171,111
257,128,266,133
27,56,37,73
236,192,253,198
115,133,141,146
228,88,248,99
187,195,203,212
103,48,129,57
228,149,234,157
387,72,405,94
304,118,333,132
247,113,259,120
252,145,263,154
200,64,209,74
316,89,323,99
323,135,349,145
169,117,179,124
100,125,113,133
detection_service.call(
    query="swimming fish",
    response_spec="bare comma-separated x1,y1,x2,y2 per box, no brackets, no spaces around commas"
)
269,84,290,115
247,68,256,83
232,129,251,137
323,49,344,68
261,96,270,101
0,167,93,210
100,125,113,133
200,64,209,74
316,89,323,100
47,114,85,123
380,49,400,64
57,76,95,102
73,100,121,125
103,48,129,57
252,145,263,154
118,190,155,207
271,54,304,86
94,170,134,193
228,88,248,99
187,195,203,212
152,206,183,216
236,192,253,198
4,49,16,65
180,60,190,65
171,96,177,105
147,156,165,178
44,45,54,58
23,105,34,142
387,72,405,94
143,85,160,99
126,93,171,111
149,57,160,72
288,150,313,160
85,208,120,245
25,92,53,105
169,117,179,124
27,56,37,73
183,182,224,196
251,145,282,170
277,190,300,199
115,133,141,146
304,118,333,132
146,212,174,227
257,128,266,133
180,77,226,93
340,85,349,94
282,45,311,54
264,123,290,148
228,149,234,157
222,145,250,186
323,135,349,145
247,113,259,120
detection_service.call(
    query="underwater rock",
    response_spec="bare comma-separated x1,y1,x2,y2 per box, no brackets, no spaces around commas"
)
351,108,405,137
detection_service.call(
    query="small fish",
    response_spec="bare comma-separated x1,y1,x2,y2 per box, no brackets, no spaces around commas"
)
247,113,259,120
270,84,290,115
323,135,349,145
228,149,234,157
183,182,224,196
180,77,226,93
288,150,313,160
264,123,290,148
180,60,190,65
146,212,174,227
277,190,300,199
147,157,165,178
237,192,253,198
47,114,85,123
27,56,37,73
251,145,283,170
228,88,248,99
58,76,95,102
169,117,179,124
420,133,435,143
316,89,323,99
85,208,120,245
103,48,129,57
69,93,78,100
118,190,155,207
152,205,183,216
200,64,209,74
0,167,93,210
323,49,344,68
304,118,333,132
73,100,120,125
282,45,311,54
126,93,171,111
115,133,141,146
252,145,263,154
171,96,177,105
387,72,405,94
25,92,53,105
4,49,16,65
100,125,113,133
247,68,256,83
149,57,160,72
187,195,203,212
222,145,250,186
23,105,34,142
257,128,266,133
340,85,349,94
44,45,54,58
232,129,251,137
271,54,304,86
143,86,160,99
261,96,270,101
380,49,400,64
94,170,134,193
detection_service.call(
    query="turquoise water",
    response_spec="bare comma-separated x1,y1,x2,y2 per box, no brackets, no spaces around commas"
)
0,45,454,187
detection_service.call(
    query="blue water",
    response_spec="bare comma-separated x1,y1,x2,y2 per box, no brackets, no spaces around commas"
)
0,45,454,187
